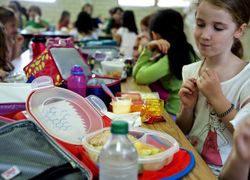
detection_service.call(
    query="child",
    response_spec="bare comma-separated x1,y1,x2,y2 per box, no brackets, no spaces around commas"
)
219,117,250,180
0,6,23,62
133,9,197,116
0,23,12,81
57,10,71,31
176,0,250,175
26,5,49,30
114,10,138,58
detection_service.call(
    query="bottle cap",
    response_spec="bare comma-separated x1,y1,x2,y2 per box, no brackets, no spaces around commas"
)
111,121,128,134
71,65,84,75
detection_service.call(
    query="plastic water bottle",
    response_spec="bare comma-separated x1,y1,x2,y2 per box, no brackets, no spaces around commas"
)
31,35,46,59
99,121,138,180
67,65,87,97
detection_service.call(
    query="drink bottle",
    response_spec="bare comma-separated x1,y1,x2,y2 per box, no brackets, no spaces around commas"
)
99,121,138,180
67,65,87,97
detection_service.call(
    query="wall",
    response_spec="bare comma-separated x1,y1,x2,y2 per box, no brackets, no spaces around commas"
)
1,0,250,60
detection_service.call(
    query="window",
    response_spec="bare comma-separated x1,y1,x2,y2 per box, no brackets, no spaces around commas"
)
157,0,191,8
118,0,155,7
20,0,56,3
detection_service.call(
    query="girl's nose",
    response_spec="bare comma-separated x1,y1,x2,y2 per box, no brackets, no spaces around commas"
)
201,27,212,40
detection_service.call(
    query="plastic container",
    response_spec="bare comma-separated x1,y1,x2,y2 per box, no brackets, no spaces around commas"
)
101,60,124,78
82,127,179,171
99,121,138,180
27,76,104,145
67,65,87,97
111,97,132,114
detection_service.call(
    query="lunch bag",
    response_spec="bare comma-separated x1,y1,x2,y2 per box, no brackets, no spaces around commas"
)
0,120,92,180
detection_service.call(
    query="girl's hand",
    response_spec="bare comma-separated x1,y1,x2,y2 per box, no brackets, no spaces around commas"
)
233,118,250,162
146,39,170,54
179,78,198,110
0,69,9,81
196,68,223,103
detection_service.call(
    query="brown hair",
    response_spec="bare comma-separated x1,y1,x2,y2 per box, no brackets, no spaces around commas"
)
140,14,152,28
197,0,250,58
0,23,9,70
0,6,16,25
28,5,42,16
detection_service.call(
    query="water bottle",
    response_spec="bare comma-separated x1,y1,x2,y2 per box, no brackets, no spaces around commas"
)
31,35,46,59
67,65,87,97
99,121,138,180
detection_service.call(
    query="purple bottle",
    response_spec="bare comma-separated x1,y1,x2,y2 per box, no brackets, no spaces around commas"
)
67,65,87,97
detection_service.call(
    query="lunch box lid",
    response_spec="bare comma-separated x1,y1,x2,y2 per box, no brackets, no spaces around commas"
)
26,76,104,145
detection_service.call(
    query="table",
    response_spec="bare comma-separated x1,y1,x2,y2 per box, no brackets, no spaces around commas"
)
121,77,217,180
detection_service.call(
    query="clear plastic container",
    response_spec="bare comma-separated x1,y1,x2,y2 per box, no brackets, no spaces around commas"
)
82,127,179,171
99,121,138,180
101,61,124,78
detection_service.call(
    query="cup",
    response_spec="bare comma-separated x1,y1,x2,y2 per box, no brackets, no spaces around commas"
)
111,97,131,114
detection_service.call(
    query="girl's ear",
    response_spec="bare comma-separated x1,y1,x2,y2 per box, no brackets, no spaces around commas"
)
234,23,247,39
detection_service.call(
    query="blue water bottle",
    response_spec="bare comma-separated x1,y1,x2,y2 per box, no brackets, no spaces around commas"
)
67,65,87,97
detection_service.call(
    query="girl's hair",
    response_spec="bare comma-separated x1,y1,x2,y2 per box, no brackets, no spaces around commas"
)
75,11,93,34
140,14,152,28
59,10,70,24
0,23,9,70
122,10,138,34
149,9,197,80
0,6,16,25
197,0,250,58
28,5,42,16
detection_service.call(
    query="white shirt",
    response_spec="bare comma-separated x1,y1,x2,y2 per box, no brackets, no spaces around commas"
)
117,27,137,58
182,61,250,175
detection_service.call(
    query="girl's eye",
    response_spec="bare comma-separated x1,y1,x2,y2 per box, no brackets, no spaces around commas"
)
214,26,224,31
196,22,205,28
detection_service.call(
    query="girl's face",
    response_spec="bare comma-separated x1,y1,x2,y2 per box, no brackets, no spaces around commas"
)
194,1,239,58
4,19,17,38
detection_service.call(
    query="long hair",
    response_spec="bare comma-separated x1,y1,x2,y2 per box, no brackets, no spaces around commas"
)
122,10,138,34
149,9,197,80
75,11,93,34
0,6,16,25
0,23,9,69
197,0,250,58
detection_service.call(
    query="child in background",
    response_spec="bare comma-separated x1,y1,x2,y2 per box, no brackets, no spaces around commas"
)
26,5,49,30
0,23,13,81
219,117,250,180
176,0,250,175
0,6,23,61
133,9,197,116
133,14,152,61
57,10,71,31
114,10,138,58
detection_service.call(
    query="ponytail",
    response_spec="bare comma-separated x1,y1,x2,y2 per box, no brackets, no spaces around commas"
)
231,38,243,58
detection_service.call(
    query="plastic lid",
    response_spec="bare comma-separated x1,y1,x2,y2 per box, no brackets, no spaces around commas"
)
111,121,128,134
71,65,84,75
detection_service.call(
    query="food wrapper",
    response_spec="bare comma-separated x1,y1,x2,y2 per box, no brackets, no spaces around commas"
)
141,99,165,124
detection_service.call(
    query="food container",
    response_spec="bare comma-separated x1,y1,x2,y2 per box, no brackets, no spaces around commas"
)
101,60,124,78
82,127,179,171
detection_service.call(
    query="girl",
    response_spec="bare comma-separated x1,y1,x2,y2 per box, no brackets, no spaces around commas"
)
57,10,71,31
114,10,138,58
133,9,197,116
0,6,21,62
176,0,250,175
0,23,12,81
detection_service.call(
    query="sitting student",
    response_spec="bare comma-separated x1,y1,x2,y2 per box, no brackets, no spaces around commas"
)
8,0,28,30
103,7,123,36
133,9,197,116
73,11,98,41
133,14,152,61
0,23,13,81
176,0,250,175
57,10,71,31
113,10,138,58
25,5,49,30
0,6,23,61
